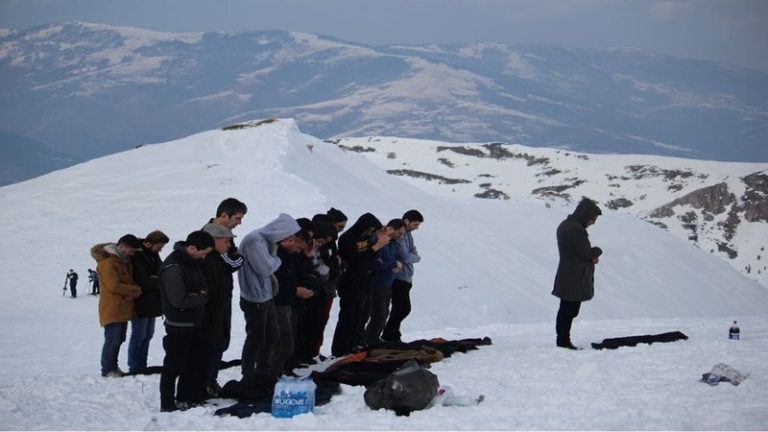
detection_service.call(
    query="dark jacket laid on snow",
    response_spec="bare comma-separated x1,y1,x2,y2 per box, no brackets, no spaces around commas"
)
159,241,209,327
552,199,603,302
130,245,163,318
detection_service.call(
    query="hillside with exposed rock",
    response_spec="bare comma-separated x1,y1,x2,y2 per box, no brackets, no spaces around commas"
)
331,136,768,288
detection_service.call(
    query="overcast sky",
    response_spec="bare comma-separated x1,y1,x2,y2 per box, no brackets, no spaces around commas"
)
1,0,767,73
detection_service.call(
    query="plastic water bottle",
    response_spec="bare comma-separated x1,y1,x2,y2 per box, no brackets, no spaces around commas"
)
271,376,317,418
143,416,160,431
729,320,740,340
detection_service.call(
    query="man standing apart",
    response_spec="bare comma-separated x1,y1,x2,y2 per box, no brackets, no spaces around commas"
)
238,213,301,377
158,231,214,412
552,198,603,350
382,210,424,343
90,234,143,377
128,230,169,374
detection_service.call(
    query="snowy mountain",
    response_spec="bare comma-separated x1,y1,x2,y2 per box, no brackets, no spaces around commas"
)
331,136,768,288
2,22,767,185
1,119,767,429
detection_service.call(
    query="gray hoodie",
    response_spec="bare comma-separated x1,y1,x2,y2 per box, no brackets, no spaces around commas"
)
238,213,300,303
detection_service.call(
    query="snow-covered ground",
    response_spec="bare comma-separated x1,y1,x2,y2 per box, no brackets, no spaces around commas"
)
0,119,766,430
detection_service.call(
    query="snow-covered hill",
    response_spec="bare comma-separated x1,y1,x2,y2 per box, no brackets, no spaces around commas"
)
0,119,766,429
2,22,767,184
331,136,768,289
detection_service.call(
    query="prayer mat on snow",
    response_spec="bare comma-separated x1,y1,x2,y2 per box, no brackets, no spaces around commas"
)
591,331,688,350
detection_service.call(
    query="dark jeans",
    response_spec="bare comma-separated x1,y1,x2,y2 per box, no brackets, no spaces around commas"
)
295,296,327,362
70,280,77,298
365,285,392,345
274,305,295,371
100,322,127,376
128,316,156,373
556,300,582,344
382,280,412,342
160,325,206,410
240,297,279,376
204,300,232,385
332,279,365,357
354,285,373,348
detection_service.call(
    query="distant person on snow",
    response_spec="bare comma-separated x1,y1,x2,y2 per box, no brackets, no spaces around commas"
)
383,209,424,343
90,234,143,377
128,230,170,374
87,268,100,295
158,231,214,412
66,269,79,298
552,197,603,350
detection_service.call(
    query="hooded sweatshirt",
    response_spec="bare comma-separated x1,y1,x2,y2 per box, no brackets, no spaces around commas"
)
238,213,300,303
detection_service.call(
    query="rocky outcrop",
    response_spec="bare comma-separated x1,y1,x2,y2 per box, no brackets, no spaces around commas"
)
742,172,768,222
649,182,735,218
386,169,471,184
606,198,634,210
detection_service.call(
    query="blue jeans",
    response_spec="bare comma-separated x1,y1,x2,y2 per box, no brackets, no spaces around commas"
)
101,322,128,376
128,317,156,373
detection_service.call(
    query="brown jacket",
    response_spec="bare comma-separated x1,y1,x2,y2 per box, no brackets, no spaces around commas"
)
91,243,142,326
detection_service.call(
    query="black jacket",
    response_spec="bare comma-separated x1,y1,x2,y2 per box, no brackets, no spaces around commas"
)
200,250,231,342
274,246,300,307
159,242,209,326
552,199,603,302
337,213,382,296
131,245,163,318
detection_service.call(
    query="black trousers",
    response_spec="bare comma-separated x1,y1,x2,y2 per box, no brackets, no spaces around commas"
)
332,278,367,357
555,300,581,344
160,325,206,410
295,297,324,362
240,298,280,376
273,305,294,372
382,280,412,342
365,285,392,345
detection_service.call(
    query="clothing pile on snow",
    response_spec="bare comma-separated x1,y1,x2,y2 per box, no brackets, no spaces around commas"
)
364,360,439,416
215,374,340,418
311,337,492,387
700,363,748,386
214,336,492,417
590,331,688,350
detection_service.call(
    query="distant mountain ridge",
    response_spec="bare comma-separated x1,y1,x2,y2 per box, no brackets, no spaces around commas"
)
1,22,767,185
331,135,768,288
